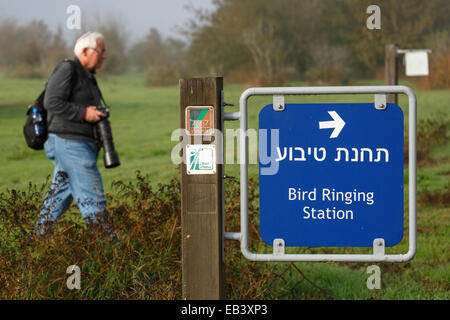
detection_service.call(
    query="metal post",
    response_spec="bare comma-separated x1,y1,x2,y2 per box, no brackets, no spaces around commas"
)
236,85,417,263
179,77,225,299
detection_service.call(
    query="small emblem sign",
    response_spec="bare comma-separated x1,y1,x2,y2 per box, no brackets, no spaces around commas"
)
186,106,214,135
186,144,216,175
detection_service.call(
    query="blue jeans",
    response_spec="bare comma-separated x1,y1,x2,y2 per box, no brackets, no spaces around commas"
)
35,134,113,236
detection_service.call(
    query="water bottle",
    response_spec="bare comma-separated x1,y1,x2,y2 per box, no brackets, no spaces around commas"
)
31,107,43,137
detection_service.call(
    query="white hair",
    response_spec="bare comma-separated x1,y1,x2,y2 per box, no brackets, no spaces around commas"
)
74,32,104,56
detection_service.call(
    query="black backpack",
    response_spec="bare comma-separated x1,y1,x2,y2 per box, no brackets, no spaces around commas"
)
23,90,47,150
23,59,77,150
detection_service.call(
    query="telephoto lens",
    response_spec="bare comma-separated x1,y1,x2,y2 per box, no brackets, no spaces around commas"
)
96,107,120,168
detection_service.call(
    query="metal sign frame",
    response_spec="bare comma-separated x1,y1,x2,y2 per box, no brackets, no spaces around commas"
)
223,86,417,263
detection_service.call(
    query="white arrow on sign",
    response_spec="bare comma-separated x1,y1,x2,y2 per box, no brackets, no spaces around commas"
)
319,111,346,138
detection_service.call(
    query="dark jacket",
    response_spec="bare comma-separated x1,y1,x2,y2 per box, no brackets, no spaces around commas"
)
44,57,103,143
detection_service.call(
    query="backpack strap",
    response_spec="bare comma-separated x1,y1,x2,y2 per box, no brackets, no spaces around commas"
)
38,59,78,109
34,89,46,110
63,58,79,96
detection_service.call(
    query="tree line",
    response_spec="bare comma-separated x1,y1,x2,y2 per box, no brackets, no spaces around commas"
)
185,0,449,86
0,0,448,87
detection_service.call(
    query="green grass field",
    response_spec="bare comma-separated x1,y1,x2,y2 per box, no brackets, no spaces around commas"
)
1,74,448,193
0,73,448,299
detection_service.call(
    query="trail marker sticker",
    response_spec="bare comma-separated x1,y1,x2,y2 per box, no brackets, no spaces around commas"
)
186,106,214,135
186,144,216,175
259,103,404,247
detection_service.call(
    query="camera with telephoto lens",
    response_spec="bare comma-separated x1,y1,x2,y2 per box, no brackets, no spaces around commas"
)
96,106,120,168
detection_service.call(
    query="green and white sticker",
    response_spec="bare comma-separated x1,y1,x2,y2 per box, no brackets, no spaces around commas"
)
186,144,216,175
185,106,214,136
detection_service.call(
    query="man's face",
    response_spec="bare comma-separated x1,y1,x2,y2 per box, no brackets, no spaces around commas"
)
84,38,107,70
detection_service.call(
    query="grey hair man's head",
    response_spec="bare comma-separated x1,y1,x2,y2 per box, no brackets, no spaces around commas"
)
74,32,106,71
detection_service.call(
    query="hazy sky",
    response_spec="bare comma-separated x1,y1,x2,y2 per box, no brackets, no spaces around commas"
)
0,0,215,43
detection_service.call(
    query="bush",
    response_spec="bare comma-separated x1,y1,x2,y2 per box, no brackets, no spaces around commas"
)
0,172,297,299
405,115,449,166
0,172,182,299
429,51,450,89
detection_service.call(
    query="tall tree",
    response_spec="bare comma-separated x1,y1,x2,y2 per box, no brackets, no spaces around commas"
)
184,0,322,83
130,28,188,86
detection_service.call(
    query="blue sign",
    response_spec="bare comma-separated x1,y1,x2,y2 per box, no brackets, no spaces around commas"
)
259,103,404,247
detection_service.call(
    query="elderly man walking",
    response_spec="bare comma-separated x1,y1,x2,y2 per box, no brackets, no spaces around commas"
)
34,32,117,241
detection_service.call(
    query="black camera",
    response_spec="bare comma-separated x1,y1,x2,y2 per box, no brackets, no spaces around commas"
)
96,106,120,168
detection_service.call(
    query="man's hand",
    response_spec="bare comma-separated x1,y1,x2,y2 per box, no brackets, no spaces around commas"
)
84,106,106,122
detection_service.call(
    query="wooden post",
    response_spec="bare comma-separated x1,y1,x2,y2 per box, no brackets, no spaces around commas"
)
179,77,225,300
385,44,399,104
